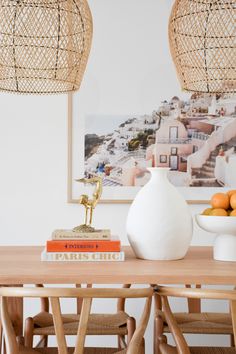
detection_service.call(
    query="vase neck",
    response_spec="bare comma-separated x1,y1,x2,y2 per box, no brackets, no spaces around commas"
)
147,167,170,181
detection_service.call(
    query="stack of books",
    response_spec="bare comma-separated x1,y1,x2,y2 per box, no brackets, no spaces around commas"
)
41,229,124,262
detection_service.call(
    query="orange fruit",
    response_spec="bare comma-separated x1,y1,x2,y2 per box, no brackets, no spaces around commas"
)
229,210,236,217
202,208,213,215
227,190,236,198
230,194,236,209
210,208,228,216
210,193,230,210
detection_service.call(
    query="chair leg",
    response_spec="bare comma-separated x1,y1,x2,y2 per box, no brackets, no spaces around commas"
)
16,336,25,346
118,317,136,349
127,317,136,345
2,337,6,354
0,317,2,354
35,335,48,348
118,335,125,349
154,314,164,354
40,335,48,348
24,317,34,348
139,337,145,354
230,334,235,347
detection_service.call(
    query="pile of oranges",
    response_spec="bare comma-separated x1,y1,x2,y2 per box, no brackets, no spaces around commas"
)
202,190,236,217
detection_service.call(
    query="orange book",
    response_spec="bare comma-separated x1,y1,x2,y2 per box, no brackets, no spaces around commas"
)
46,238,120,253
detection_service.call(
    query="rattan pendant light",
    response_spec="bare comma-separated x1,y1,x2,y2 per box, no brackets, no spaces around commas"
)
0,0,93,94
169,0,235,93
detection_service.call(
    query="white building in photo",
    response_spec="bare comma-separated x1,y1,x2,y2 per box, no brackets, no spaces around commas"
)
84,94,236,187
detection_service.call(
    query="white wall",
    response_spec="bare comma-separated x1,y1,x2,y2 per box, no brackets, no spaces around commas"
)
0,0,230,351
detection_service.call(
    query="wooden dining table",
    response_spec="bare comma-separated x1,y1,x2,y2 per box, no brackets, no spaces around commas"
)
1,245,236,348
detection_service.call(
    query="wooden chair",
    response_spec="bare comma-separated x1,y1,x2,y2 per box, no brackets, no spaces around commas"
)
0,286,153,354
155,285,236,354
154,284,233,354
24,284,136,350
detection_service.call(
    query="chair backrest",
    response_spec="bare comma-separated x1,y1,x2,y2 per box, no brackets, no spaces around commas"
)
36,283,131,314
154,284,202,314
0,286,153,354
155,285,236,353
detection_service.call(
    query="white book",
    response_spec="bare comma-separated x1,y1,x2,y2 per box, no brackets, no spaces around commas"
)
52,229,111,240
41,249,125,262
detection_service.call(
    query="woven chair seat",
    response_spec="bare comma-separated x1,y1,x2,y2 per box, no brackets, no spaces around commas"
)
20,347,126,354
160,345,236,354
32,311,129,336
158,310,233,334
190,348,236,354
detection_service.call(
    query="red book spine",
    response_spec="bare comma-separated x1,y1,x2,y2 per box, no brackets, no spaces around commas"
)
46,240,120,253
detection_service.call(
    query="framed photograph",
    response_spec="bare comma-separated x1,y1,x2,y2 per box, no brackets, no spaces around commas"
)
160,155,167,163
68,93,236,204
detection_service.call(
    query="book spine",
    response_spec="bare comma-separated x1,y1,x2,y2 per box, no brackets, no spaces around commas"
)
41,251,125,262
52,234,110,240
52,231,111,240
46,240,120,253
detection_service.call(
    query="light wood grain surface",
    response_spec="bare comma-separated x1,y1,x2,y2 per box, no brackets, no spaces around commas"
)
0,246,236,285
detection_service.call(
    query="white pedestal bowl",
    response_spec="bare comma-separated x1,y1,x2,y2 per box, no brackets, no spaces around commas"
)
195,215,236,262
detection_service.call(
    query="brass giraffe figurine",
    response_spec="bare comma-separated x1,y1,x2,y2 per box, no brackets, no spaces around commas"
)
73,176,102,232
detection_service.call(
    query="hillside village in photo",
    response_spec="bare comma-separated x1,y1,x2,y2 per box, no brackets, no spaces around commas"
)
84,94,236,188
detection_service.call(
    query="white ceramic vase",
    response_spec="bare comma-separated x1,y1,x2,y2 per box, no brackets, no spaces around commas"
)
126,167,193,260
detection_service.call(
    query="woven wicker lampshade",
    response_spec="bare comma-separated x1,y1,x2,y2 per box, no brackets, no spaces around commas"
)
169,0,235,93
0,0,93,94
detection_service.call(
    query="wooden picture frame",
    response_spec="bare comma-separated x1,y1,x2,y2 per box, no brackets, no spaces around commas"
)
67,93,236,205
160,155,167,163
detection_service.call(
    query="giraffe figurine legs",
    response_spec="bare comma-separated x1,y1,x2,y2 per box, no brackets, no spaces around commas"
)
84,206,89,226
88,207,94,226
